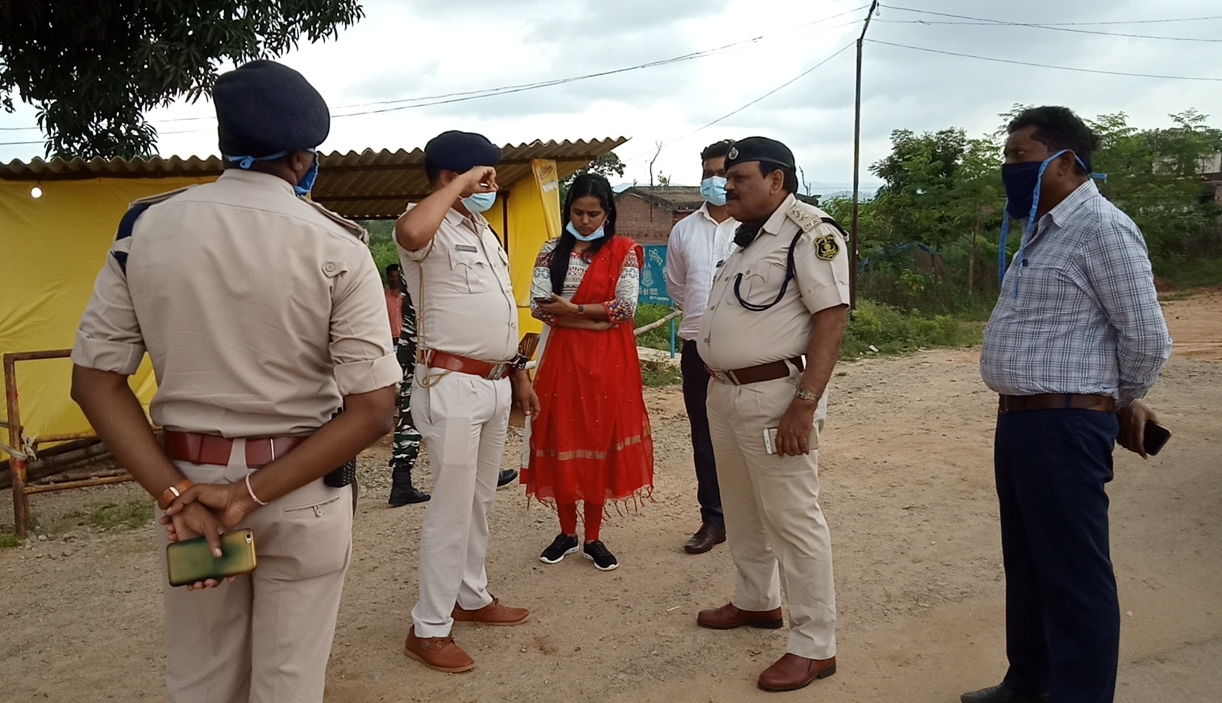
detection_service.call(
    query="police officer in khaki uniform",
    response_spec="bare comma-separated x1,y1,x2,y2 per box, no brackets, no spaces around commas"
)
395,131,538,673
70,60,400,703
695,137,850,693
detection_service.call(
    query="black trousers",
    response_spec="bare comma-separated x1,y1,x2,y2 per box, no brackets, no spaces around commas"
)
681,339,723,529
994,408,1121,703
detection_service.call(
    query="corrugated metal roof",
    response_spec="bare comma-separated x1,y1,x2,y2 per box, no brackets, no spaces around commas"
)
0,138,629,219
620,185,705,212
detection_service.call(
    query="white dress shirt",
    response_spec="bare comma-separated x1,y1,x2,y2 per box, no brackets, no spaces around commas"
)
665,203,738,340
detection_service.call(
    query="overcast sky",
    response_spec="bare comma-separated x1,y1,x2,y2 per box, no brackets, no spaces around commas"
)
2,0,1221,194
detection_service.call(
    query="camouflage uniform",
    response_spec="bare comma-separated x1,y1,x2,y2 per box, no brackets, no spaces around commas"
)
389,292,428,504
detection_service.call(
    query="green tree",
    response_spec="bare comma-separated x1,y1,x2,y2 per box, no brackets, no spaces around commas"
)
560,152,626,203
1090,110,1222,262
0,1,364,159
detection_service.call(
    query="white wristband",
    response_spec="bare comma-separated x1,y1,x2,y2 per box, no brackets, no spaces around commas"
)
245,472,268,506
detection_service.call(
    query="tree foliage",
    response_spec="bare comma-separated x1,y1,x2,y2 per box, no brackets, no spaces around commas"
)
0,0,364,159
560,152,626,203
831,107,1222,313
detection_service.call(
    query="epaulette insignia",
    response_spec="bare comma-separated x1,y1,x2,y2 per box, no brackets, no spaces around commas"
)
786,203,820,233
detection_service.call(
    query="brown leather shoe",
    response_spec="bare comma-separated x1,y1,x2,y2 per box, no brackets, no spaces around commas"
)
684,524,727,554
452,596,530,626
757,653,837,692
696,602,784,630
404,627,475,673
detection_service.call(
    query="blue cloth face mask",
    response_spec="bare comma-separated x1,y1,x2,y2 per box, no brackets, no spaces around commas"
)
461,191,497,213
701,176,728,207
566,221,605,242
224,148,319,198
998,149,1103,296
294,151,319,197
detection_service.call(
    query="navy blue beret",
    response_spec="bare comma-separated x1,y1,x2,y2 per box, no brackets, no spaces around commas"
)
213,60,330,158
725,136,796,171
424,131,502,173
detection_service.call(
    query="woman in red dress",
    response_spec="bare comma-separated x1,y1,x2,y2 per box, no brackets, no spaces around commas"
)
523,173,654,571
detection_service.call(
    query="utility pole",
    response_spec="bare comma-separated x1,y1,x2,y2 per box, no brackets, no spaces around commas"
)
850,0,879,310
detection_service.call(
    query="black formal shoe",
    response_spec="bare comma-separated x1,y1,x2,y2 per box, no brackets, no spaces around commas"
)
496,469,518,488
684,524,727,554
961,684,1049,703
388,486,430,507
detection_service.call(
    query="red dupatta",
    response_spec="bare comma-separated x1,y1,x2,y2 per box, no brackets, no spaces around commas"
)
523,236,654,507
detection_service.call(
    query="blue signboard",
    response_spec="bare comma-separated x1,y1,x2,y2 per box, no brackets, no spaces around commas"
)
638,245,670,304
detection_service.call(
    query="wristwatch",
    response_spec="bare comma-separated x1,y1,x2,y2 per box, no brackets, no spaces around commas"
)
576,304,586,316
512,353,531,371
794,388,819,403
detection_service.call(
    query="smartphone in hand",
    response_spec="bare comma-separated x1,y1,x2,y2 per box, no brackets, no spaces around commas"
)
1143,421,1171,456
533,297,553,305
166,529,257,587
764,427,779,455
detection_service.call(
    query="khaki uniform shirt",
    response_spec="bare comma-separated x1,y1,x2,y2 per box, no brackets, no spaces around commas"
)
697,194,850,370
72,169,401,437
397,206,519,362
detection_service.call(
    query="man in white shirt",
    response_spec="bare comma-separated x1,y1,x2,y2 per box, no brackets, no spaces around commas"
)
664,139,739,555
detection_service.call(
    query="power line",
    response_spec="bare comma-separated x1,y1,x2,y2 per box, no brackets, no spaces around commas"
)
868,39,1222,82
877,15,1222,27
335,5,868,112
620,41,856,164
331,18,864,118
879,4,1222,43
0,5,869,132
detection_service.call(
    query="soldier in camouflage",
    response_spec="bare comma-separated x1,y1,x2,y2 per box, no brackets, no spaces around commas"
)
389,286,429,506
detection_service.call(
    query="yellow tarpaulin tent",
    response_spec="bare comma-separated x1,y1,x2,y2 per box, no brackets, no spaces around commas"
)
0,139,624,445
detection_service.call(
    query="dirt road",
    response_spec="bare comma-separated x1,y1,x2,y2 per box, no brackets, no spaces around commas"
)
3,295,1219,703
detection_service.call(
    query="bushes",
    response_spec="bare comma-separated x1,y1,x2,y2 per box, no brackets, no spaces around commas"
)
841,300,984,360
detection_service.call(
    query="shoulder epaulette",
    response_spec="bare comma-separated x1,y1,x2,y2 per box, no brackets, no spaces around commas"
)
111,187,194,273
304,199,369,244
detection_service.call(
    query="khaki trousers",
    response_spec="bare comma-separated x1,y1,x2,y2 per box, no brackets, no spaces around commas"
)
706,371,837,660
410,367,511,638
160,443,354,703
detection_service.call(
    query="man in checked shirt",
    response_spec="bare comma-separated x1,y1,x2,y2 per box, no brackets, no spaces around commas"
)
963,106,1173,703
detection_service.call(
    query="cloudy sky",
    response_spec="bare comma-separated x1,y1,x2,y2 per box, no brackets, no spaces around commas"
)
2,0,1221,194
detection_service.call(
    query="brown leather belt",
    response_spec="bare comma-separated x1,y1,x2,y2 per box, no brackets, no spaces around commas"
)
998,393,1117,415
164,430,309,468
418,349,512,380
707,356,805,386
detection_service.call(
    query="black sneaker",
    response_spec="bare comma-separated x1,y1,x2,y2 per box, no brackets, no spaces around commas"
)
496,469,518,488
583,540,619,571
539,533,580,564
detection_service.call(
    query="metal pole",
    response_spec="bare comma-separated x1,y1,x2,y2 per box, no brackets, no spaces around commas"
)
850,0,880,311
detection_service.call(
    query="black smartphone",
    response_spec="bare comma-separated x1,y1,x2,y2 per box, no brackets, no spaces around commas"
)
533,297,552,305
1143,421,1171,456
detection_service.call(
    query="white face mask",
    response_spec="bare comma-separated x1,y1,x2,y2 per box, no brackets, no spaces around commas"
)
566,221,605,242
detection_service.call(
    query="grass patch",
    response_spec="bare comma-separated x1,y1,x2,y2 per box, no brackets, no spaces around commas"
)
89,500,155,532
1155,257,1222,291
635,303,681,353
641,360,682,387
842,300,984,360
0,533,21,549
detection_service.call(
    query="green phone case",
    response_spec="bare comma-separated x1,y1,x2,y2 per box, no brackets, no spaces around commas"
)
166,529,257,587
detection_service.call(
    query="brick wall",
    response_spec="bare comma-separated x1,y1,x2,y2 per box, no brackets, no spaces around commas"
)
616,192,690,246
